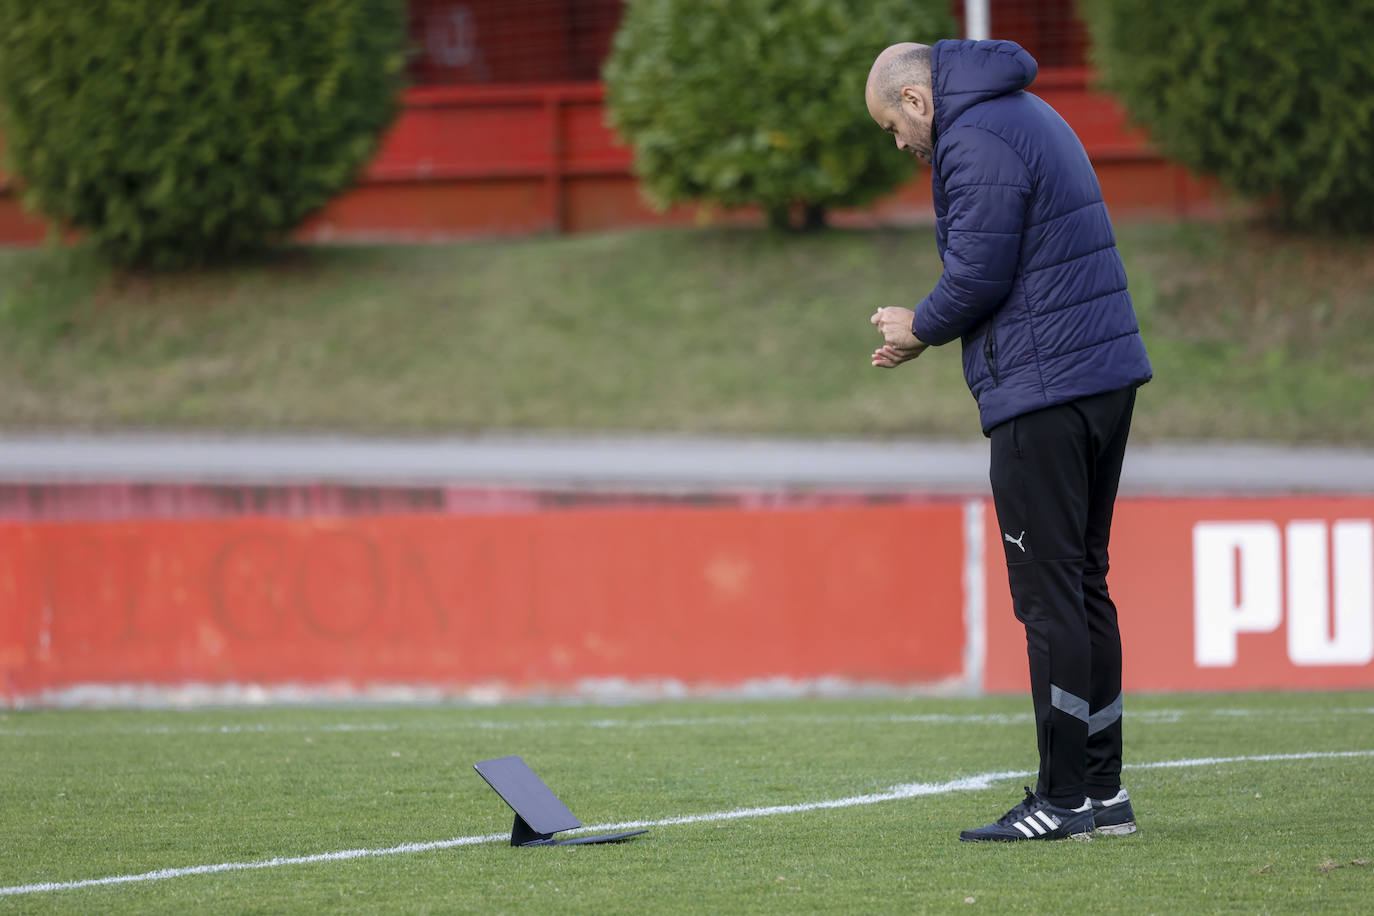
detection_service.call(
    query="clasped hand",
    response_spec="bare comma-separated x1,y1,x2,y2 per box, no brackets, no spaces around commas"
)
870,307,929,368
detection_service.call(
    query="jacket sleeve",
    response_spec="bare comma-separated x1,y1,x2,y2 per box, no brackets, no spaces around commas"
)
912,127,1031,346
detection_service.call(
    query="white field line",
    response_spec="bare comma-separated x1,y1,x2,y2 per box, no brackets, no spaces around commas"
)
4,706,1371,739
0,833,508,898
3,748,1372,898
0,712,1036,737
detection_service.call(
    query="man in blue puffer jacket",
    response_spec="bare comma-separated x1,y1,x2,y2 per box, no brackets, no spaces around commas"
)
865,39,1153,842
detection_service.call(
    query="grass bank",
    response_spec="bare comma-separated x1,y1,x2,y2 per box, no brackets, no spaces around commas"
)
1,221,1370,443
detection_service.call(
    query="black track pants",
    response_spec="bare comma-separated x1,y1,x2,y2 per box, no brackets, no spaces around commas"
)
988,386,1136,805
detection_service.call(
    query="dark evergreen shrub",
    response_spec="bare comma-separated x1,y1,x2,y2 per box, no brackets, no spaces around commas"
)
604,0,955,230
1080,0,1374,231
0,1,406,266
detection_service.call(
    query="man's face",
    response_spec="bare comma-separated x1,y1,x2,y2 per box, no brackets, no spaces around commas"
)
867,86,934,164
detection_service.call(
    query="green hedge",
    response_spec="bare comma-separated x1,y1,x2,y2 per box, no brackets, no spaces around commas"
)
0,1,406,267
604,0,954,230
1079,0,1374,232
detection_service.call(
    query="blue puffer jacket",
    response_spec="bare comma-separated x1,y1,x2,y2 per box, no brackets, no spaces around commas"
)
912,39,1152,433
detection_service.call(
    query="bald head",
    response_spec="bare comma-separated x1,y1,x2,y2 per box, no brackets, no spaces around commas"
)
866,43,932,112
865,43,936,164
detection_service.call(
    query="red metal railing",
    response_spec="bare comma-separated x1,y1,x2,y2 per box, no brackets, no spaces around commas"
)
0,70,1218,247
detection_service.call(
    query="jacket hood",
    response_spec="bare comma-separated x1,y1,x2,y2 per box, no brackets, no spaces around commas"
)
930,39,1038,141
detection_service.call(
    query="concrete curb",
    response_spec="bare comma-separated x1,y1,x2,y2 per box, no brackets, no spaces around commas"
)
2,433,1372,495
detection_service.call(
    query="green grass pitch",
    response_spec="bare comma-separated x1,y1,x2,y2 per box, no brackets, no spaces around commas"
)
2,691,1372,913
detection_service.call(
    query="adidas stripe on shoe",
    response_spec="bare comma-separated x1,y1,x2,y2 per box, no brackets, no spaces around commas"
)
958,787,1095,842
1090,789,1137,835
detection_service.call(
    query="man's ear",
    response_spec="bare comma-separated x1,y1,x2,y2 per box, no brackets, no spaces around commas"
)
901,85,930,117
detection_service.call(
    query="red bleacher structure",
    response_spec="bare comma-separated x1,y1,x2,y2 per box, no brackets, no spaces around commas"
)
0,1,1221,247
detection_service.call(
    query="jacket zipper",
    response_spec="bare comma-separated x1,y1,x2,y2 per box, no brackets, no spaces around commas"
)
984,321,999,385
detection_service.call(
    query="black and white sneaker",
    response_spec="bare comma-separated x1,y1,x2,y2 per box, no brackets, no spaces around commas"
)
1090,789,1137,835
958,787,1094,842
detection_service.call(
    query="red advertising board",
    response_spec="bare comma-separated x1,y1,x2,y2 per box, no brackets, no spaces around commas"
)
983,499,1374,692
0,502,967,701
5,493,1372,703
